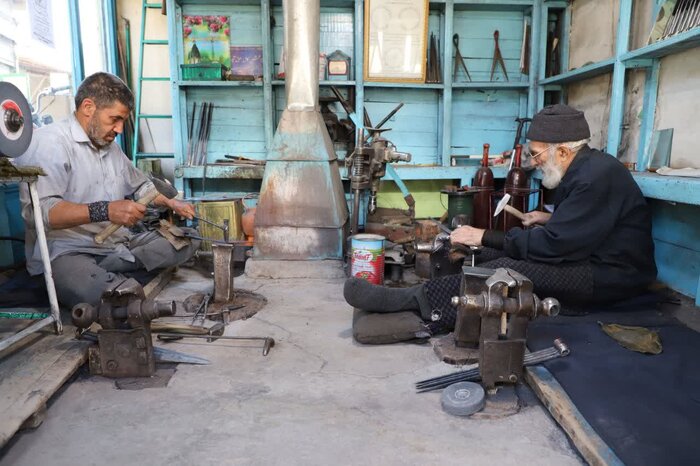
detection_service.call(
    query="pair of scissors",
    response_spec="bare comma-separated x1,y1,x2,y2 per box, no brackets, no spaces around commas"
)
490,30,509,81
453,34,471,82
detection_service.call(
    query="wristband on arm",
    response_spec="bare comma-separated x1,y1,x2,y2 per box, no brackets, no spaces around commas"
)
88,201,110,223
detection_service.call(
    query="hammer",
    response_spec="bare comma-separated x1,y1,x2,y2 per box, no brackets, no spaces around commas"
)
94,177,178,244
493,193,526,221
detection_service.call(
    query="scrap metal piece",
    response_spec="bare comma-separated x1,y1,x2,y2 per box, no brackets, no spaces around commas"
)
156,333,275,356
212,243,235,303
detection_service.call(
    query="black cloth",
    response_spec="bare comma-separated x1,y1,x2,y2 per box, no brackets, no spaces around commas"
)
528,309,700,465
501,147,656,302
526,104,591,142
424,251,595,331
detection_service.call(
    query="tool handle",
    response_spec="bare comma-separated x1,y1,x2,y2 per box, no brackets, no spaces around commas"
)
94,190,160,244
503,204,526,221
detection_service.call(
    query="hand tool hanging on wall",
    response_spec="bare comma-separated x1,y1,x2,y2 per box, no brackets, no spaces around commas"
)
185,102,197,165
490,30,509,81
453,34,471,82
426,33,442,83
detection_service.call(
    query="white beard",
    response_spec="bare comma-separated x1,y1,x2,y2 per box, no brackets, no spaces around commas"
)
541,155,565,189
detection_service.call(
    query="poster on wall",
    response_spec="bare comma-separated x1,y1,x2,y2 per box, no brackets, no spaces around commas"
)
28,0,55,47
230,46,263,78
182,15,231,68
364,0,428,82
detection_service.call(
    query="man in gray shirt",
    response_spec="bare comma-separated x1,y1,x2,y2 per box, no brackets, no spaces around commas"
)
14,72,199,309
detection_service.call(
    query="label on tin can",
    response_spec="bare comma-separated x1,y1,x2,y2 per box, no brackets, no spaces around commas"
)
350,242,385,285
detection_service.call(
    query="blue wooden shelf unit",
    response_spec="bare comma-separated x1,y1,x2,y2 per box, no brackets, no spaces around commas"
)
165,0,552,196
538,0,700,303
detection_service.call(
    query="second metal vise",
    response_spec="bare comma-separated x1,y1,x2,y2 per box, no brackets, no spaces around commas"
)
451,267,560,390
72,278,175,378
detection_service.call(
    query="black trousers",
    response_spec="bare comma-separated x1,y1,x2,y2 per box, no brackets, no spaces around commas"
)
424,248,594,331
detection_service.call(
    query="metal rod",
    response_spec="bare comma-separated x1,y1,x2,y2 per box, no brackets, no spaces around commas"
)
0,317,55,353
29,182,62,334
374,103,404,130
351,189,361,235
415,344,567,392
156,333,275,356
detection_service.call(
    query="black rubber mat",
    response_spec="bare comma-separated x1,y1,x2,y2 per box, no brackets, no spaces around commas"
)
528,304,700,465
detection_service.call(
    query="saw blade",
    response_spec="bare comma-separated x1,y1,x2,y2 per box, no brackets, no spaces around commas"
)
0,81,33,158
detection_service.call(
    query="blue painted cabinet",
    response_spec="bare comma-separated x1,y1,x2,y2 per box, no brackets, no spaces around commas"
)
166,0,543,198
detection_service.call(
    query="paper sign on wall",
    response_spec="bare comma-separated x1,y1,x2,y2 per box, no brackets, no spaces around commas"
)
28,0,55,48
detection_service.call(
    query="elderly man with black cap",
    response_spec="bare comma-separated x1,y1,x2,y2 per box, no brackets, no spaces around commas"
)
344,104,657,333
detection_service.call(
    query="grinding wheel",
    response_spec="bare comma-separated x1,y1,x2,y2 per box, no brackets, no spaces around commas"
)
0,81,33,158
441,381,485,416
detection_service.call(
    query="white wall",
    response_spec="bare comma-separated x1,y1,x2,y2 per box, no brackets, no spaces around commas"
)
565,0,698,168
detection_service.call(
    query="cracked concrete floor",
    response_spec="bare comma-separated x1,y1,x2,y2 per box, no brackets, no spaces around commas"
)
1,269,582,466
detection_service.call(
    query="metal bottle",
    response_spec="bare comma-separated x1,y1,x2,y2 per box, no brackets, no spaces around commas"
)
472,143,494,229
504,144,529,230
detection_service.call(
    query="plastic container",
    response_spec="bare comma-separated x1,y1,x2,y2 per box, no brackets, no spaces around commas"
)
181,63,224,81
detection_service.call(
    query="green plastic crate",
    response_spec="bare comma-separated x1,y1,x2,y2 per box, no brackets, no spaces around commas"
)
181,63,224,81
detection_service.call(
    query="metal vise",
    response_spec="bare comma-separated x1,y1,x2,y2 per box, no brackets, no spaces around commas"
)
72,278,175,378
451,267,560,390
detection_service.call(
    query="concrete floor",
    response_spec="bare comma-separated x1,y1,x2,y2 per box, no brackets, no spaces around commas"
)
1,269,582,466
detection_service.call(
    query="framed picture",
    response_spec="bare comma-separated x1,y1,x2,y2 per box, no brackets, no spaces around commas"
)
183,15,231,68
230,46,263,78
363,0,429,83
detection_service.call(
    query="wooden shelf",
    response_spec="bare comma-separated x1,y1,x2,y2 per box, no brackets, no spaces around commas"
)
363,82,445,89
632,172,700,206
174,163,515,182
452,81,529,89
176,80,263,87
539,59,615,85
453,0,535,11
271,80,356,86
622,27,700,62
174,164,266,180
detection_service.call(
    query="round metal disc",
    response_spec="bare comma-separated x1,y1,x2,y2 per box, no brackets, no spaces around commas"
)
0,81,33,158
441,381,486,417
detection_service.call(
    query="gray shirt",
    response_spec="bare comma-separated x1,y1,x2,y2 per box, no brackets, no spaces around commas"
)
13,114,154,275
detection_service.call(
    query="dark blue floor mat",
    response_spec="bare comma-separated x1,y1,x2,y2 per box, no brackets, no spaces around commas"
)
528,306,700,465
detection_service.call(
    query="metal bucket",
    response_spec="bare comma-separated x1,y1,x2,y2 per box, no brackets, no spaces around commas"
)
195,199,244,251
350,234,385,285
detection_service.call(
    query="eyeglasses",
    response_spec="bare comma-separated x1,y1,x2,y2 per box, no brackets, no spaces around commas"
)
525,145,552,161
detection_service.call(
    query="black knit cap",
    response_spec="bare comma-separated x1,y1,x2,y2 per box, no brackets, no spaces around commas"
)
526,104,591,143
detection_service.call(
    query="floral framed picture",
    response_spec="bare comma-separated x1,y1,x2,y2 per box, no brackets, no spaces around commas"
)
183,15,231,68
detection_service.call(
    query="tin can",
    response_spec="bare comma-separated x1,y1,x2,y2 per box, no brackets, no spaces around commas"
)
350,234,385,285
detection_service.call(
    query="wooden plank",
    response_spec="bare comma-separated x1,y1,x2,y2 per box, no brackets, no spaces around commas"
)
0,330,90,447
525,365,625,466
